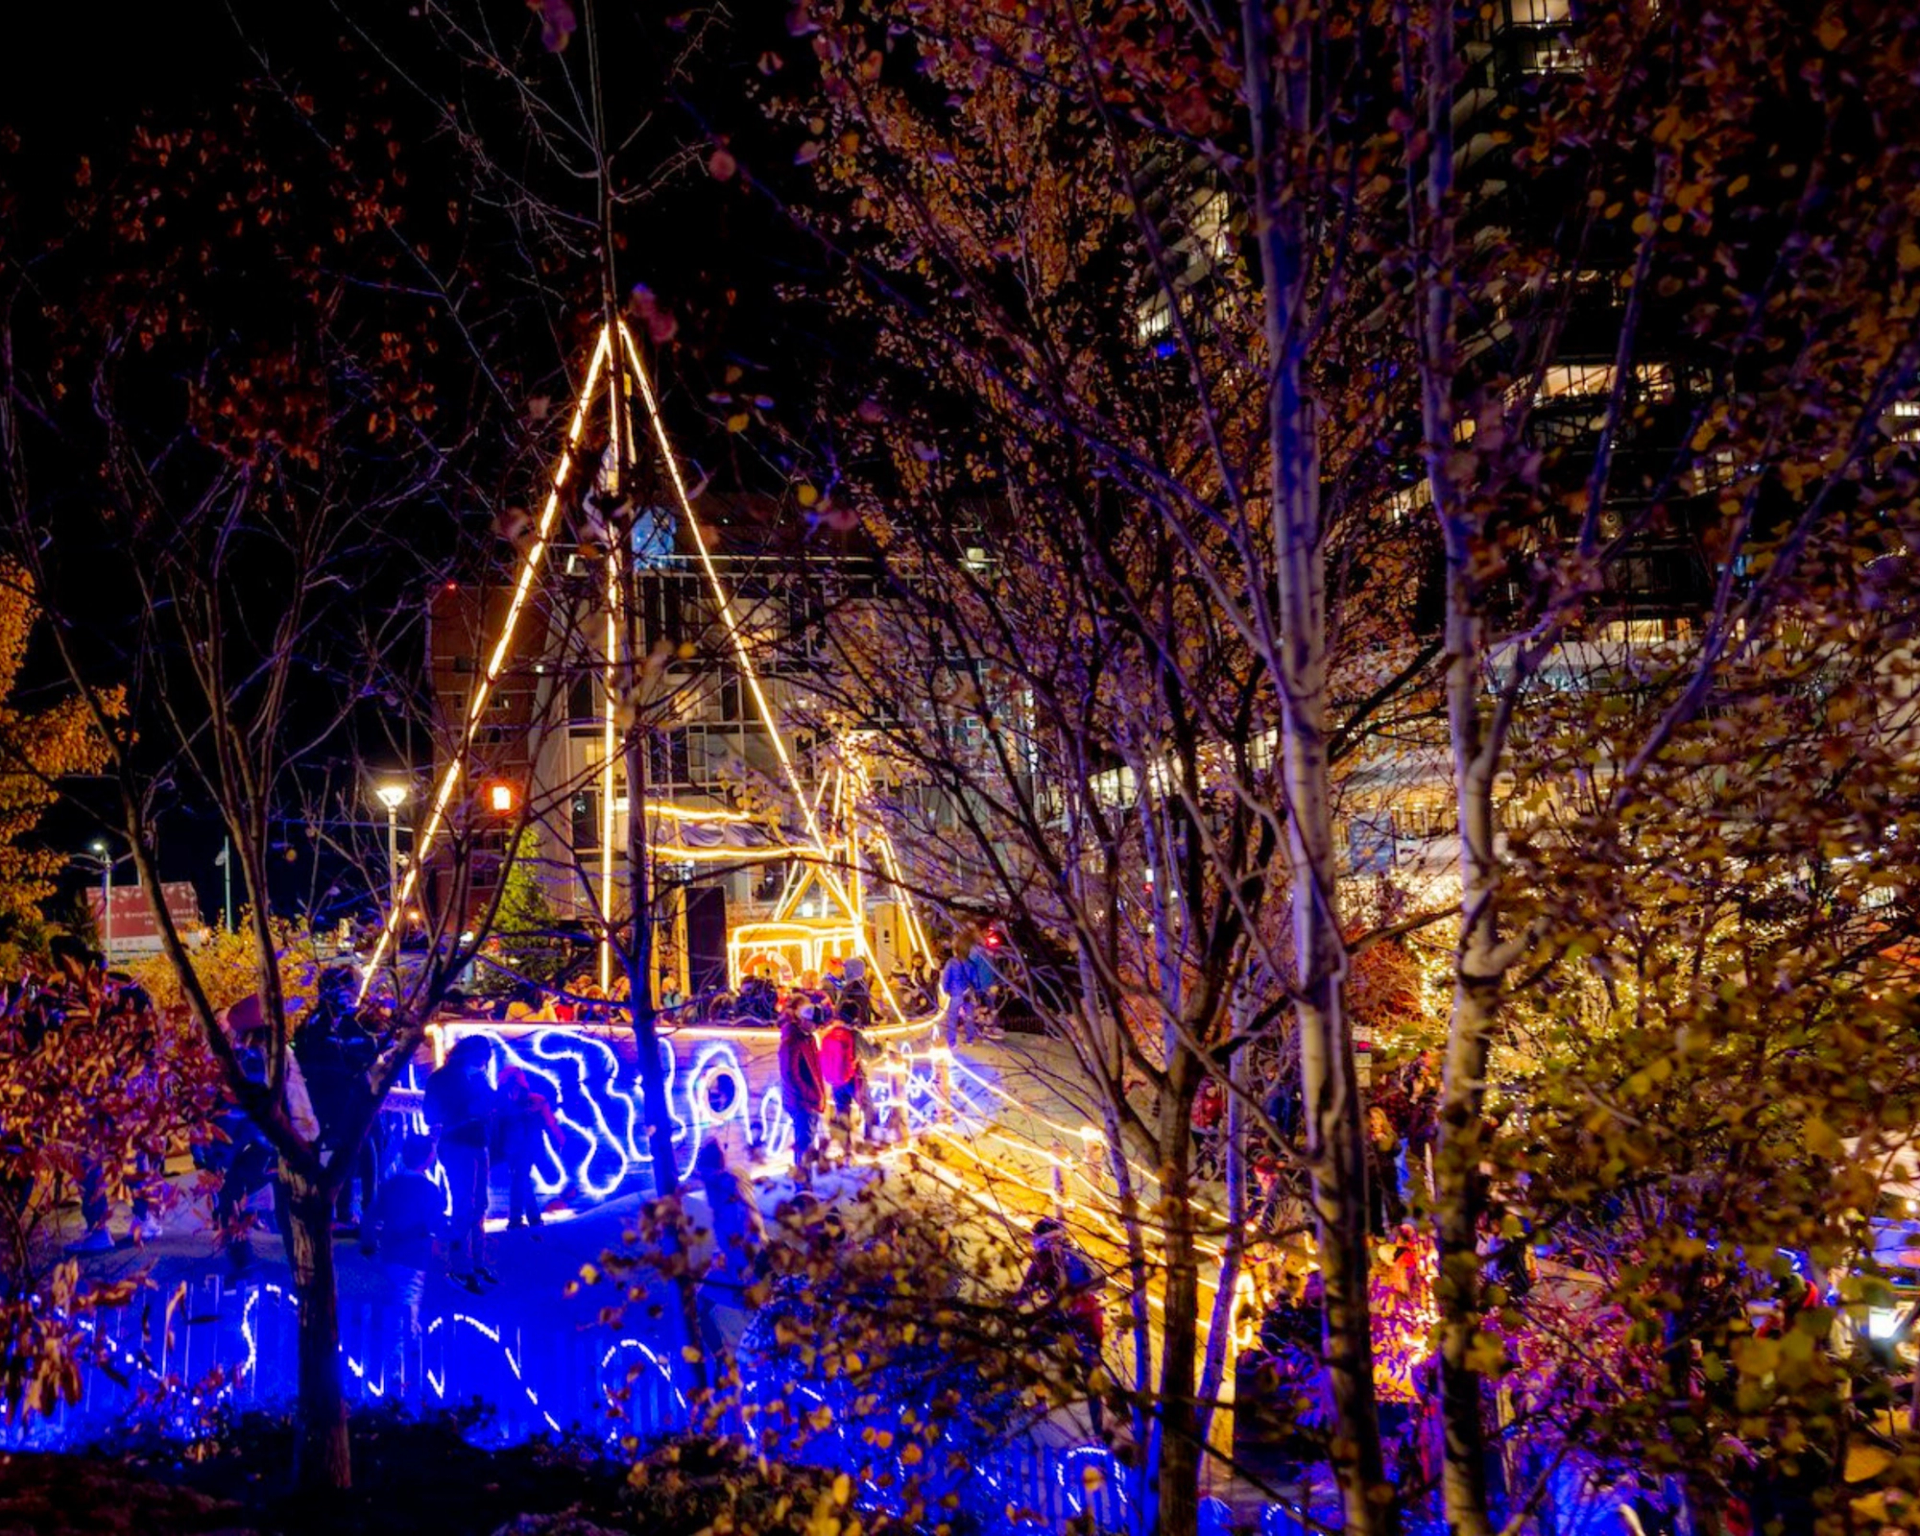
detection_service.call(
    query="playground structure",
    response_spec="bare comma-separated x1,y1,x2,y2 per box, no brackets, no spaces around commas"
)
359,321,937,1019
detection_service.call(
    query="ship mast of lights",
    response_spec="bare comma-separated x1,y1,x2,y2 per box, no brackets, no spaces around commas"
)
361,322,930,1017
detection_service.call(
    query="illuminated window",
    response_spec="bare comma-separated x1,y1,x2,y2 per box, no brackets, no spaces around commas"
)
1538,362,1614,400
1508,0,1577,75
1596,619,1670,645
1191,189,1233,265
1384,482,1432,524
1528,361,1673,407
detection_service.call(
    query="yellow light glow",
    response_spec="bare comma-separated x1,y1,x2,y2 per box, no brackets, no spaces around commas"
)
601,540,619,993
359,327,612,999
649,841,820,863
617,323,910,1023
646,804,758,823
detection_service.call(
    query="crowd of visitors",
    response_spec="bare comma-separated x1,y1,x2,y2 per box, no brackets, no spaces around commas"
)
1247,1046,1442,1238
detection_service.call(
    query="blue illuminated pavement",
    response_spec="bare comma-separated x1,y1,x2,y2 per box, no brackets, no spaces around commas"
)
31,1037,1215,1530
38,1024,1033,1438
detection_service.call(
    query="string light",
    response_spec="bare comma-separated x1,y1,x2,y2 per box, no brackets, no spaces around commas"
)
359,322,936,1023
616,323,918,1025
359,328,612,999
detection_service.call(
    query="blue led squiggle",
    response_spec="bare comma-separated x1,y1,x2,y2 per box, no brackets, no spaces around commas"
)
413,1024,999,1204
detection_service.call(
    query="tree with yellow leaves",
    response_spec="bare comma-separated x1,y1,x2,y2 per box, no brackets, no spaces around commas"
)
123,910,324,1018
0,564,110,958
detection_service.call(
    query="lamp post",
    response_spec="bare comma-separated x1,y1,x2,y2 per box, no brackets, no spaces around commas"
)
89,840,111,965
374,783,409,918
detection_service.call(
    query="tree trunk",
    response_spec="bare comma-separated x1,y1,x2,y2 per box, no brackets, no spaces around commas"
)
1301,969,1393,1533
286,1179,349,1492
1433,964,1497,1536
1241,1,1392,1525
1412,0,1500,1518
1099,1069,1156,1501
1154,1091,1204,1536
1425,559,1504,1536
622,595,708,1401
1197,1004,1250,1458
625,727,678,1197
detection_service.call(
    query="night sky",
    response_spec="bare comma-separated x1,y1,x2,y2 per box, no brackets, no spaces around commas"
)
1,2,843,928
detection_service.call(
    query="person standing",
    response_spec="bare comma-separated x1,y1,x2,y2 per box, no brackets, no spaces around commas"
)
693,1138,766,1351
497,1065,560,1236
423,1035,497,1290
365,1134,447,1400
837,956,872,1030
295,968,380,1233
938,944,976,1051
779,1004,826,1184
207,996,319,1270
1399,1051,1440,1205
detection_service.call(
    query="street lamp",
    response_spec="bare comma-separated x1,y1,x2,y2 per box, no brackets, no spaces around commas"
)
89,840,111,965
373,782,409,918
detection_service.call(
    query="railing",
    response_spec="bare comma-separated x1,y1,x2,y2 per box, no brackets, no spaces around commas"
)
18,1278,1613,1534
7,1280,1142,1533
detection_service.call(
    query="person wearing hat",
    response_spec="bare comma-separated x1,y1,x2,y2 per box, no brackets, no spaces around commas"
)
837,955,872,1031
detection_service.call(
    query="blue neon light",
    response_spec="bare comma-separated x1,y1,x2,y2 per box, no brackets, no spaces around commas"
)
410,1024,998,1209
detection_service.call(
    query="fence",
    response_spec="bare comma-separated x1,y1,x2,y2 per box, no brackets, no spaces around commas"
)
9,1278,1146,1533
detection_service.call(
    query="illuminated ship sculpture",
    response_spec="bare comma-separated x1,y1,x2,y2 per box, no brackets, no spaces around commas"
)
359,321,944,1198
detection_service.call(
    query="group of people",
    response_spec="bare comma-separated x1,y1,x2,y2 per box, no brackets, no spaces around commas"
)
1245,1047,1441,1237
9,946,565,1300
416,1033,562,1290
27,930,1000,1289
204,967,412,1273
775,957,903,1181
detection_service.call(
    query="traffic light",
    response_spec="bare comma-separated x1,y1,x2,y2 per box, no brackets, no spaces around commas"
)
486,781,518,815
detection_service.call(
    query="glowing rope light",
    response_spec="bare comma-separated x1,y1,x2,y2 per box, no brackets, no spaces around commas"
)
419,1312,564,1434
411,1022,1002,1213
377,315,926,1020
616,324,910,1025
435,1024,638,1200
758,1085,792,1160
360,328,613,998
600,364,623,990
516,1029,640,1200
940,1050,1235,1231
680,1041,752,1178
647,803,759,823
651,840,822,863
728,920,865,986
601,1338,687,1414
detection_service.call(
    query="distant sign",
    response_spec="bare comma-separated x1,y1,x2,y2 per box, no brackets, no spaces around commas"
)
86,882,204,959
